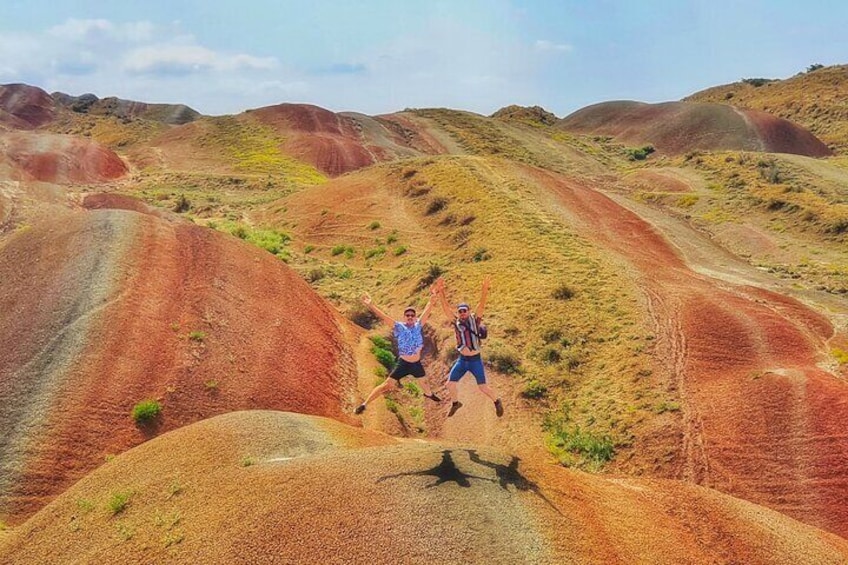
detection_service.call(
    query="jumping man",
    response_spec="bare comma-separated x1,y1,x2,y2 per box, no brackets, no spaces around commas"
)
354,285,442,415
435,277,504,417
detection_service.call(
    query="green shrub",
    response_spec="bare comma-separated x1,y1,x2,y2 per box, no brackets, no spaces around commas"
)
372,347,396,370
386,232,399,244
417,264,444,290
806,63,824,73
403,381,422,397
546,422,615,468
331,244,346,256
426,197,448,215
188,330,206,342
173,194,191,213
369,335,392,350
540,347,561,364
364,246,386,259
368,221,381,230
306,268,324,282
552,284,575,300
107,491,132,515
522,380,548,399
472,247,491,262
627,145,655,161
393,245,408,256
304,245,315,254
131,400,161,424
487,345,521,374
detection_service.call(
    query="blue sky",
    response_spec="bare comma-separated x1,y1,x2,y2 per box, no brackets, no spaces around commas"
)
1,1,846,117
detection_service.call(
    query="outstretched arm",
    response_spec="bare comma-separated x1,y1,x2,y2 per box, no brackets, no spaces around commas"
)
476,276,491,318
418,284,439,326
434,277,454,321
361,293,395,327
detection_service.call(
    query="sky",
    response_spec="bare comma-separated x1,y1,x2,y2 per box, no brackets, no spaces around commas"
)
1,1,847,118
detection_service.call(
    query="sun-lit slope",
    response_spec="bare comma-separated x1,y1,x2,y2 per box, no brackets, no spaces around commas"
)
685,65,848,154
0,84,56,130
626,151,848,295
247,103,451,176
558,100,831,157
528,168,848,537
2,410,847,565
259,155,675,469
0,197,359,524
0,131,128,183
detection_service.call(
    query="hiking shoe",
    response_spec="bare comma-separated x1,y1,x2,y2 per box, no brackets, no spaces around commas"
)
447,401,463,417
494,399,504,417
425,393,442,402
354,404,366,415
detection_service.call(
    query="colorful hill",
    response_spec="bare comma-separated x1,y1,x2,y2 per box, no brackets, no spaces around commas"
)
0,194,359,523
558,100,831,157
685,65,848,154
2,76,848,561
3,410,847,565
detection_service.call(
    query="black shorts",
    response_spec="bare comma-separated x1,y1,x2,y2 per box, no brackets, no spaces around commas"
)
389,359,425,380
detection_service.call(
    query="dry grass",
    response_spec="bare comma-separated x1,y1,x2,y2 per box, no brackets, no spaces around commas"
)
685,64,848,154
272,154,661,464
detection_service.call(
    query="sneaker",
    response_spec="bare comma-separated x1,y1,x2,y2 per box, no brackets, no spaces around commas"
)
354,404,366,415
447,401,463,417
425,393,442,402
494,399,504,417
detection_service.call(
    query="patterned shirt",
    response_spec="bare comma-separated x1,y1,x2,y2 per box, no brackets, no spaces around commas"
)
394,321,424,356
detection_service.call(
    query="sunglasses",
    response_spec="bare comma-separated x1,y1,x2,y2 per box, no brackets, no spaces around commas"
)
457,309,468,313
405,313,416,317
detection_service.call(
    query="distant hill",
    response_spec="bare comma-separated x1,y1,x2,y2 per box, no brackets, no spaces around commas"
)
685,65,848,154
52,91,201,125
557,100,831,157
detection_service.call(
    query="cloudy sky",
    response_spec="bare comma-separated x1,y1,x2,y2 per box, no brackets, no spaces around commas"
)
2,1,846,117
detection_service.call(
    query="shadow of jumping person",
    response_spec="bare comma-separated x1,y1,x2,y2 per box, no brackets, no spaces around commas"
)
377,450,494,488
465,449,563,515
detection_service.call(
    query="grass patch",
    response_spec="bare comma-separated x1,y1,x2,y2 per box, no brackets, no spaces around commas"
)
545,419,615,470
106,491,133,515
131,399,161,424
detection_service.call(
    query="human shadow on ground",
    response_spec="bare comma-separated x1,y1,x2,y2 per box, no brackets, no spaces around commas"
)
377,449,494,488
465,449,563,515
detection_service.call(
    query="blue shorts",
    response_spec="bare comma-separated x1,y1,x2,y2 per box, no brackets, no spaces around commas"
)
448,353,486,384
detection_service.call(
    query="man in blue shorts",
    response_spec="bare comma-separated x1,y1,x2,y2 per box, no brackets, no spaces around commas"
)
435,276,504,418
354,285,442,415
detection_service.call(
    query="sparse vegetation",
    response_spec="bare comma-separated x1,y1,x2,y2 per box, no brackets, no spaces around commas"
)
188,330,206,342
107,491,133,515
131,400,161,424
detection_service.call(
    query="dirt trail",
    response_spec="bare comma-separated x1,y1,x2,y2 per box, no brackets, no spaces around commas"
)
525,166,848,537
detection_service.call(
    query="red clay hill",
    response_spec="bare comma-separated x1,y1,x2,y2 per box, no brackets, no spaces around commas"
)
0,194,360,524
0,84,56,130
0,131,128,183
558,100,832,157
248,103,449,176
3,410,847,565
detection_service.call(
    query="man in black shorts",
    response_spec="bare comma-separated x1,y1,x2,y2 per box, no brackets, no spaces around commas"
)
354,285,441,415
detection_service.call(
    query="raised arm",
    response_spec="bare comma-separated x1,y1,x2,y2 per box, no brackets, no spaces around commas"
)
361,293,395,327
476,276,491,318
434,277,454,321
418,284,439,326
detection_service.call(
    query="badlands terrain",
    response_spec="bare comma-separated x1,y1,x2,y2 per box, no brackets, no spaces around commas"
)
1,65,847,563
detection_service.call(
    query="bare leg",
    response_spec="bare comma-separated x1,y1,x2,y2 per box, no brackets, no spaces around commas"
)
362,378,397,406
477,384,499,402
446,380,459,402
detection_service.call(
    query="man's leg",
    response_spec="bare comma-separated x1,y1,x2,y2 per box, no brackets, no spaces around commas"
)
355,375,398,414
470,358,504,417
446,357,465,416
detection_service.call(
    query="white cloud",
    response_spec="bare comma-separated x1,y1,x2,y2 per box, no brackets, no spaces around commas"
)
534,40,573,53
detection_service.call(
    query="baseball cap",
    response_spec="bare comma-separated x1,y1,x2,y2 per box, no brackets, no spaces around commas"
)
457,302,470,311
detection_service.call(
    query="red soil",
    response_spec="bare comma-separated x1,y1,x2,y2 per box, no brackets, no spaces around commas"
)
0,201,359,523
250,104,447,176
3,411,847,564
0,84,55,130
0,131,128,183
529,166,848,537
558,100,832,157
